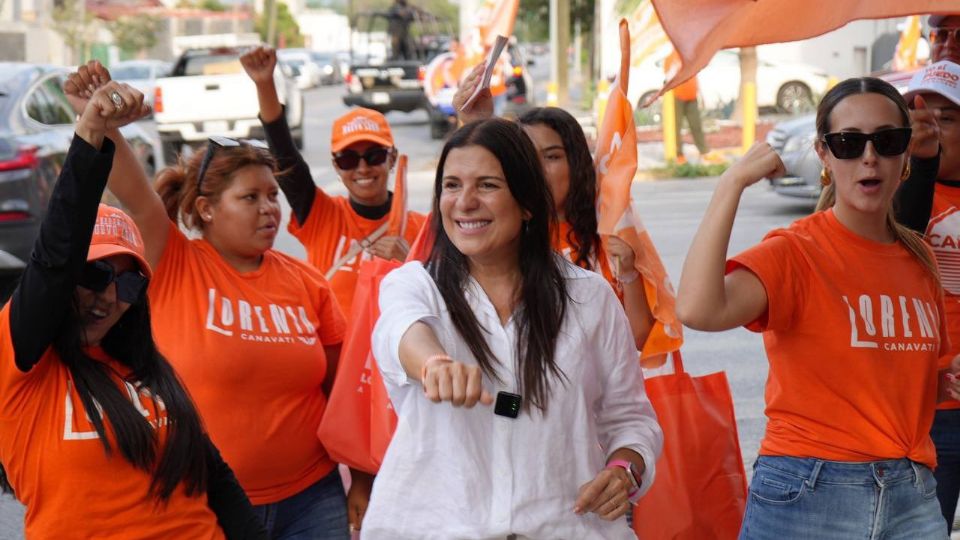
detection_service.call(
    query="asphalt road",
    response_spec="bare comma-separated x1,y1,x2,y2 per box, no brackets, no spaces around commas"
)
0,82,812,537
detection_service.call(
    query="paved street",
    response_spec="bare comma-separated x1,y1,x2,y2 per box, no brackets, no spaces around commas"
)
0,83,812,536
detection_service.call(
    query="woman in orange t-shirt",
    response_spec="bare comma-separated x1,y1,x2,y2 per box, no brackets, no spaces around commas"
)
677,77,958,538
0,65,266,539
75,63,351,539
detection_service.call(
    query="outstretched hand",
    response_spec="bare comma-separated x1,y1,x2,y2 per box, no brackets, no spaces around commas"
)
240,46,278,87
909,94,941,160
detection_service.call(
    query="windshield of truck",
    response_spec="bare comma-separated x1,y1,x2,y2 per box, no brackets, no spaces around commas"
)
183,54,243,76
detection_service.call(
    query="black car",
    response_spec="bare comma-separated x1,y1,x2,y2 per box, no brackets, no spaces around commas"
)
0,63,159,300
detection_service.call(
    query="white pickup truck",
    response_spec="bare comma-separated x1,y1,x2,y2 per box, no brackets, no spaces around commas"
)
153,46,305,162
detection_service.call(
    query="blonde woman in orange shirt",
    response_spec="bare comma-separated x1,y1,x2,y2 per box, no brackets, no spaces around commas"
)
678,77,958,538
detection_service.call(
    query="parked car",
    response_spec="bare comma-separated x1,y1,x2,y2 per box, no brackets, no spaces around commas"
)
278,48,323,89
153,45,305,163
629,49,831,116
0,63,160,300
110,59,172,108
765,69,918,199
310,51,343,85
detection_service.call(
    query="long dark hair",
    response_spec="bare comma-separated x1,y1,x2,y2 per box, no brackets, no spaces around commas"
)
428,118,568,413
519,107,599,270
0,294,209,502
813,77,938,279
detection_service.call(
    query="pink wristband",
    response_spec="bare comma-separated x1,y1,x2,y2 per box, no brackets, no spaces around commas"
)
606,459,641,499
420,354,453,383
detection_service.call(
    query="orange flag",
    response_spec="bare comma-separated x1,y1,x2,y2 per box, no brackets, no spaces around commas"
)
406,213,435,263
595,19,682,367
893,16,923,71
387,154,408,238
650,1,960,99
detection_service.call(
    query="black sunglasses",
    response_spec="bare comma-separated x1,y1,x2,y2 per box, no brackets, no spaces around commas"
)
821,128,912,160
333,147,391,170
79,260,148,304
196,135,270,193
931,27,960,45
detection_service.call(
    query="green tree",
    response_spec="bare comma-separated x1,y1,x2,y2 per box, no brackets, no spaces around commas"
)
256,0,305,48
110,15,160,57
51,0,97,63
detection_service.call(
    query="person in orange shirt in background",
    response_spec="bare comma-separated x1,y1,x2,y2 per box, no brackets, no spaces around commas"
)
677,77,956,538
241,47,426,319
664,50,709,164
67,63,351,540
0,67,267,539
241,46,425,533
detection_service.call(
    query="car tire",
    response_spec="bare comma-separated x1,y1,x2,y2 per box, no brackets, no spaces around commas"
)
777,82,813,114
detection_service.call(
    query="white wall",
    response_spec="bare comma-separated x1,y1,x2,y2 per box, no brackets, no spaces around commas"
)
298,10,351,51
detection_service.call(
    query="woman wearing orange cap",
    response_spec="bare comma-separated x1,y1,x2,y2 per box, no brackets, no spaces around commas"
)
241,46,426,318
65,63,351,539
0,68,266,538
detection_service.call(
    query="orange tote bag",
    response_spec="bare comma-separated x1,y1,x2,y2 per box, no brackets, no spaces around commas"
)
632,352,748,539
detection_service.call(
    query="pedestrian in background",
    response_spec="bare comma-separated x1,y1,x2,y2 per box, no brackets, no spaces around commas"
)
664,50,710,165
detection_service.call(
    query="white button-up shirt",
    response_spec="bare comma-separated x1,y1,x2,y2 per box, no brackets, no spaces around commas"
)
363,261,663,540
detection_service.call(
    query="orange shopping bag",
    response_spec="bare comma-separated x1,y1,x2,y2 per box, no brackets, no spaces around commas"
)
317,258,402,474
633,352,748,540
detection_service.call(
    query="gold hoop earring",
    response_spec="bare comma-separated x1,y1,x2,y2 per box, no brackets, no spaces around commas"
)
901,162,911,181
820,168,832,187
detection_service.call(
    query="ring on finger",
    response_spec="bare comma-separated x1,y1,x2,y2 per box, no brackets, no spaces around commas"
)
109,90,124,111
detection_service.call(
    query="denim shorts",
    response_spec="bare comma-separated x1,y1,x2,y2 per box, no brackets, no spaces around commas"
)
251,469,349,540
739,456,947,540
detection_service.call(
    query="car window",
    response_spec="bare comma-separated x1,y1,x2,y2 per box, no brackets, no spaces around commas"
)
25,77,74,125
183,54,242,76
112,65,151,80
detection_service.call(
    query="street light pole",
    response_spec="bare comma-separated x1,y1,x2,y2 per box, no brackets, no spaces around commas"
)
548,0,569,107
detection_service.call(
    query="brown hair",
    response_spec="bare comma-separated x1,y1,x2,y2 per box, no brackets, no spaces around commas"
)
154,146,277,230
814,77,939,280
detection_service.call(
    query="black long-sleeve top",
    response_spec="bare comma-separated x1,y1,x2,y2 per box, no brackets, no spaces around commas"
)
7,135,267,539
894,152,941,233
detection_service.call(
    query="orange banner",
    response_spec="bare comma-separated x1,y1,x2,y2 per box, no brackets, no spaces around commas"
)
650,1,960,99
387,154,408,238
893,16,923,71
595,20,682,366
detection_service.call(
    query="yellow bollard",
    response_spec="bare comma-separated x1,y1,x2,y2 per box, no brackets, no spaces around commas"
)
662,90,677,162
741,81,757,153
547,82,559,107
595,79,610,128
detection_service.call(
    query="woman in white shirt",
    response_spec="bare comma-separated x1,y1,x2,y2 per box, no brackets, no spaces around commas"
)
364,118,662,539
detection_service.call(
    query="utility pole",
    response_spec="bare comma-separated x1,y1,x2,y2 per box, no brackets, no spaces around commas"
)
548,0,569,106
267,0,279,47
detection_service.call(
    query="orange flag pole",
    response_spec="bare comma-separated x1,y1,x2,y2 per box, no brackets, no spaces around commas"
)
387,154,408,238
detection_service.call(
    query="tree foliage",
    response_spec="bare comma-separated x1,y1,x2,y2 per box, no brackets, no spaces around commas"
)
51,0,97,62
256,0,306,48
110,15,160,56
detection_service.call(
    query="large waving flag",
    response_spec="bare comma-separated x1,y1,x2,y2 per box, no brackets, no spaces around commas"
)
893,16,923,71
595,19,682,367
650,1,960,99
387,154,408,238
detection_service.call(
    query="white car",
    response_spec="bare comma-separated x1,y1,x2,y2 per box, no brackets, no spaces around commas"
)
629,49,831,115
110,59,172,108
277,49,323,89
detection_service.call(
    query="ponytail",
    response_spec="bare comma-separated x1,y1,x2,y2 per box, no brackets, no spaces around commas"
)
154,163,202,229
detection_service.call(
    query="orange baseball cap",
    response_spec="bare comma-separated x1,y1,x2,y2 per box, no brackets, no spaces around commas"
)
331,108,394,153
87,204,152,279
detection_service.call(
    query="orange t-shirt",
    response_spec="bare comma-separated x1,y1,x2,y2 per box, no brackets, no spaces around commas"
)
149,223,346,505
288,188,426,316
664,51,698,102
0,307,224,539
925,183,960,410
728,209,948,469
553,221,619,295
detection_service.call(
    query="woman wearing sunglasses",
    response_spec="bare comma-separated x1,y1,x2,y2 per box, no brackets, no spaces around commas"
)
241,46,426,318
677,77,956,538
64,63,351,539
0,71,266,538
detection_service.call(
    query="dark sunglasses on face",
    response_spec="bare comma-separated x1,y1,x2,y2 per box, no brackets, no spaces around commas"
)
79,260,148,304
931,27,960,45
196,135,270,193
821,127,912,160
333,146,391,170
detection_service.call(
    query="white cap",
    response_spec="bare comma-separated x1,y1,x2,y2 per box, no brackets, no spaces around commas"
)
904,60,960,107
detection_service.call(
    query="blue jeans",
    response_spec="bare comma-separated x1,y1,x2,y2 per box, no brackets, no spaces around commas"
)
739,456,946,540
251,469,349,540
932,409,960,531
